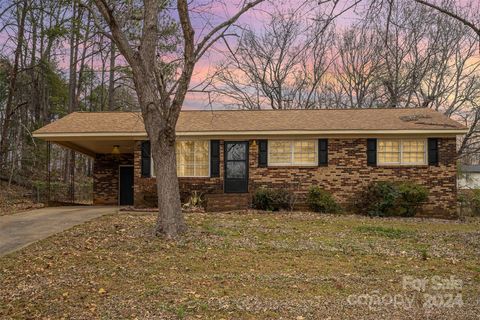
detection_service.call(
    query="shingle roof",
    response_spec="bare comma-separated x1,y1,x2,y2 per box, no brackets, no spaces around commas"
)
33,108,467,137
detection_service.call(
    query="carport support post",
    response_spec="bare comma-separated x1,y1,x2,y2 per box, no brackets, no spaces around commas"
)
46,141,51,204
70,151,75,203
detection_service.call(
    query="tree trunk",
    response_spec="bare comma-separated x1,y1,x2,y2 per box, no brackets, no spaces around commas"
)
151,136,185,237
107,41,115,110
0,0,28,173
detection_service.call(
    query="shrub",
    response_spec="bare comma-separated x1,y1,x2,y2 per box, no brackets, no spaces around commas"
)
459,190,480,216
252,187,292,211
355,181,428,217
306,186,340,213
396,183,428,217
182,191,205,212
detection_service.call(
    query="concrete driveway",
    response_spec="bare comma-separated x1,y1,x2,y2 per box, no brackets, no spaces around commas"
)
0,206,117,256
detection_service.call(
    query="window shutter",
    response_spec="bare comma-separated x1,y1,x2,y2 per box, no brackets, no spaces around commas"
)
258,140,268,167
141,141,151,177
318,139,328,166
210,140,220,177
367,139,377,166
428,138,439,166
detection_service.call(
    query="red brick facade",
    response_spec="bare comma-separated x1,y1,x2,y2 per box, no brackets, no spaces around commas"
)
93,153,133,205
94,138,458,217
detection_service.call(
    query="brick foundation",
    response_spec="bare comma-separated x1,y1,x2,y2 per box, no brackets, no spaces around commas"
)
97,138,457,217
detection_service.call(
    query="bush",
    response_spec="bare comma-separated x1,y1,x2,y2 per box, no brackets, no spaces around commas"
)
459,190,480,216
396,183,429,217
306,186,340,213
252,187,292,211
355,181,428,217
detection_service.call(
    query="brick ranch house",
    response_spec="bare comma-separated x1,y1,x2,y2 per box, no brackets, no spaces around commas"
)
33,108,467,217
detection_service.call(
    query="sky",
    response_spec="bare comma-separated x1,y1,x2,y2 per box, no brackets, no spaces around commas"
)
0,0,477,110
182,0,364,109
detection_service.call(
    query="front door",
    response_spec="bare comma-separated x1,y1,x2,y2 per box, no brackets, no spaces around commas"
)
224,141,249,193
119,166,134,205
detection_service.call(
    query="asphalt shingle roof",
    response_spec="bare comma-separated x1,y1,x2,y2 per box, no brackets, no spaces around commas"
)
33,108,467,136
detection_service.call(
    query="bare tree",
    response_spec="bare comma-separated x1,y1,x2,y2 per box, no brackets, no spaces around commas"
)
332,26,383,108
0,0,28,174
413,0,480,37
86,0,265,237
365,0,480,161
213,3,352,109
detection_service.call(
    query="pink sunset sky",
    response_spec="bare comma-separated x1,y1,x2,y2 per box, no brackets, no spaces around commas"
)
184,0,363,109
0,0,477,110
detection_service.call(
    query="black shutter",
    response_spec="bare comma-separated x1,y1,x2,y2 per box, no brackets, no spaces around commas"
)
210,140,220,177
258,140,268,167
141,140,151,177
367,139,377,166
428,138,439,166
318,139,328,166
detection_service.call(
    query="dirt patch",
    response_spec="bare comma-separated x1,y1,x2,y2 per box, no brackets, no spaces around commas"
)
0,183,43,216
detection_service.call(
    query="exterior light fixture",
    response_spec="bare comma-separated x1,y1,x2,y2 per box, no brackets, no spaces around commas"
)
251,140,257,147
112,145,120,155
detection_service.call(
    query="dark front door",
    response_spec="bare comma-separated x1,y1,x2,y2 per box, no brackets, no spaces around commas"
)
119,166,134,205
224,141,249,193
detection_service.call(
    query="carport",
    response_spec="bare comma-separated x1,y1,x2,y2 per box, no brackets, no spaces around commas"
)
32,112,145,205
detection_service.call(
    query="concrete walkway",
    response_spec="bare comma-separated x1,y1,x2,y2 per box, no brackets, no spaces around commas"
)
0,206,117,256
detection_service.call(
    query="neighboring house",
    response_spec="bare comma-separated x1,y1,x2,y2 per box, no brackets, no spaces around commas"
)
33,108,467,217
458,165,480,189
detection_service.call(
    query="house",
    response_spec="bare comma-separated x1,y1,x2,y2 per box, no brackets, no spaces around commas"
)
32,108,468,217
458,165,480,190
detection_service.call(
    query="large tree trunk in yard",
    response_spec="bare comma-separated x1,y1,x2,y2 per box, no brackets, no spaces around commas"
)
92,0,264,238
137,86,186,237
151,137,186,237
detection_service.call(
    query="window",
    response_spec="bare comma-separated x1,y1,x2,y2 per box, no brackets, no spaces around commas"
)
176,140,210,177
378,139,426,165
151,140,210,177
268,140,317,166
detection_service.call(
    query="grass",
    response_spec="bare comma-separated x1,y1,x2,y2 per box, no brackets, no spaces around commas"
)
0,211,479,319
354,225,416,238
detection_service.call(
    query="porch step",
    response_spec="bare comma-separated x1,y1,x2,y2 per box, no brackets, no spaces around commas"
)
205,193,251,212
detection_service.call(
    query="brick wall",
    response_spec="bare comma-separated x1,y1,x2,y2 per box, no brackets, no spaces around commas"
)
133,141,223,208
249,138,457,217
93,153,133,205
130,138,457,216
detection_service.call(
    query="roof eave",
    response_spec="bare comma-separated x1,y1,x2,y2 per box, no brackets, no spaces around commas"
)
32,128,469,140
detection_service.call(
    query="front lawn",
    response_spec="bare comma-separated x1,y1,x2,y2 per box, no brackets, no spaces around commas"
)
1,211,479,319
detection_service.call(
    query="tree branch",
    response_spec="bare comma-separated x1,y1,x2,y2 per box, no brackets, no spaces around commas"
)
91,0,136,66
413,0,480,37
194,0,265,60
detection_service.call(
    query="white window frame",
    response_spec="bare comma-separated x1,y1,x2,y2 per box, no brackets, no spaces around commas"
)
267,139,318,167
151,140,210,178
377,138,427,166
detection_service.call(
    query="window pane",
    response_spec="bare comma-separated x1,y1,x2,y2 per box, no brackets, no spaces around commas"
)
269,140,317,166
194,141,209,165
378,139,426,165
226,143,246,160
269,140,292,165
195,165,209,177
378,151,400,163
378,139,401,164
175,140,209,177
402,139,426,164
293,140,316,165
226,162,246,179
